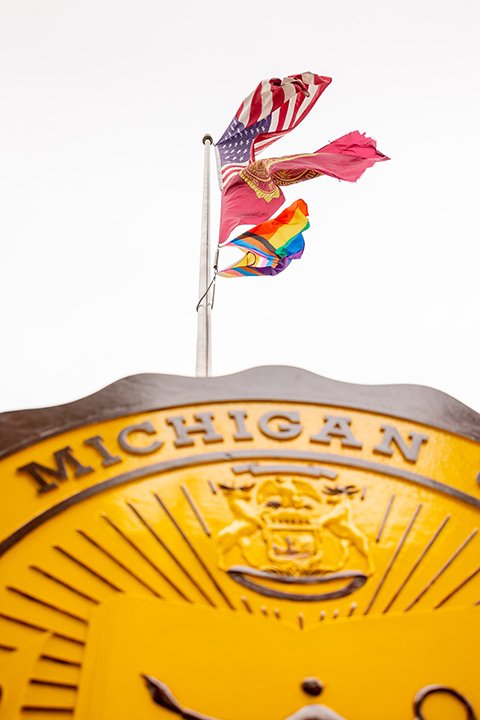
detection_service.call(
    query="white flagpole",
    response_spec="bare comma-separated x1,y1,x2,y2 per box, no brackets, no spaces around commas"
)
196,134,213,377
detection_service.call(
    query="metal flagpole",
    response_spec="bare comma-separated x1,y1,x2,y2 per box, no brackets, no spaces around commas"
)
196,134,214,377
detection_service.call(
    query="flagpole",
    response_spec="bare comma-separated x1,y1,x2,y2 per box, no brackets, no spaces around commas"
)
196,134,214,377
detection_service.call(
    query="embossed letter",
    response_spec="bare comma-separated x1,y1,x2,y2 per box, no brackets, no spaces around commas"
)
228,410,254,441
117,422,163,455
310,415,363,449
18,447,94,494
373,425,428,463
166,413,223,447
83,435,122,467
258,411,302,440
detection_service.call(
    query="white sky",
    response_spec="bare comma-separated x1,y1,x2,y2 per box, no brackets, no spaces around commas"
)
0,0,479,414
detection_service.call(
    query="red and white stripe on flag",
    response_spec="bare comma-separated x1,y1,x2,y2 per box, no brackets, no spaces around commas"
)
217,72,331,190
253,73,332,156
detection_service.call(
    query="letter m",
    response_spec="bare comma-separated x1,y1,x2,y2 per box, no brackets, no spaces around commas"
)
17,447,94,494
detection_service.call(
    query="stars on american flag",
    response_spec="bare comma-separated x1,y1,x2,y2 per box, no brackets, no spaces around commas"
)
217,116,271,184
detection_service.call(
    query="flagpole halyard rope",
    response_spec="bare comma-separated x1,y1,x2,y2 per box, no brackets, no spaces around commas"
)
211,248,219,310
196,273,217,313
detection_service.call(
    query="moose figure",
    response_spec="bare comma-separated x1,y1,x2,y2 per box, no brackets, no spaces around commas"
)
318,485,374,576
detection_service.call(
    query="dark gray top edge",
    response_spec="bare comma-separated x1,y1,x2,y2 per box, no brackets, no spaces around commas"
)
0,366,479,459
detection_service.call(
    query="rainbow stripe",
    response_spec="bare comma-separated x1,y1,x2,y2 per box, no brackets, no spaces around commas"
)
218,200,310,277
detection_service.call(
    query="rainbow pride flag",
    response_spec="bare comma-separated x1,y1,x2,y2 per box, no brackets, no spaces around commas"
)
218,199,310,278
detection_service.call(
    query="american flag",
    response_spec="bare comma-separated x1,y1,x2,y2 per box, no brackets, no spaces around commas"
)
215,72,331,189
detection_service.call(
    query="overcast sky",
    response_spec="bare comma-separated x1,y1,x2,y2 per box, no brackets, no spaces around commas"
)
0,0,479,415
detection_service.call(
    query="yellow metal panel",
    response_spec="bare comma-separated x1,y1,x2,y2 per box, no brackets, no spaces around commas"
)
0,391,478,719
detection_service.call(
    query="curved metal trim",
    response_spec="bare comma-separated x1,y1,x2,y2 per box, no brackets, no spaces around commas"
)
1,366,479,460
413,684,477,720
227,567,368,602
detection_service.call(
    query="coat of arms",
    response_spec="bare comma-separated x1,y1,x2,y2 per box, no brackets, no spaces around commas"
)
216,476,373,601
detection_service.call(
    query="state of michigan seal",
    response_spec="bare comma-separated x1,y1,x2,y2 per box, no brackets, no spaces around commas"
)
0,367,478,719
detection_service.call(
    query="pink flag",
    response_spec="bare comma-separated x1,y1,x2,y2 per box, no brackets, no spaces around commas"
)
219,132,388,244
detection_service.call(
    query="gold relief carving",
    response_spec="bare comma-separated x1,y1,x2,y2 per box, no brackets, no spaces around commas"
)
239,160,282,202
271,168,323,187
216,477,373,598
319,485,374,575
239,155,324,201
